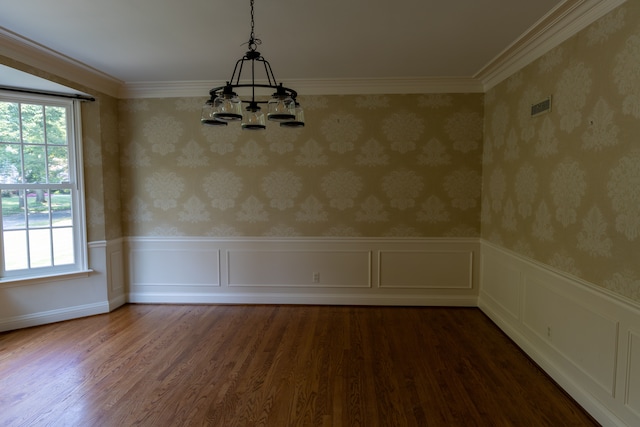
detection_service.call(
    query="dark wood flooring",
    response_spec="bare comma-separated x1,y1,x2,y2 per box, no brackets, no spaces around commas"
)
0,305,599,426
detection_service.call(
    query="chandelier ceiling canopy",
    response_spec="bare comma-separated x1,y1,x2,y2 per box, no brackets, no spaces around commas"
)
201,0,304,130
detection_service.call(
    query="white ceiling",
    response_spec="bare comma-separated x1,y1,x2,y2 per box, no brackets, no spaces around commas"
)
1,0,564,88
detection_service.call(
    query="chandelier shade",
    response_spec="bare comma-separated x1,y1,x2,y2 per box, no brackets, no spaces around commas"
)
242,101,266,130
201,0,304,129
267,86,296,122
212,87,243,121
279,101,305,128
201,100,228,126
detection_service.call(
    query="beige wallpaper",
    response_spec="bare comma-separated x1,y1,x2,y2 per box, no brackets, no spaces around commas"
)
82,96,122,242
119,94,484,238
482,2,640,302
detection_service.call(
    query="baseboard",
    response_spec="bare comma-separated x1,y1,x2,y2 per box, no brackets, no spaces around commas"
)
108,293,127,311
127,291,478,307
0,301,109,332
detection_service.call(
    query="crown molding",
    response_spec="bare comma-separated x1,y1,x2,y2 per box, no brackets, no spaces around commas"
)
476,0,627,90
0,26,122,98
119,77,485,99
118,80,221,99
289,77,485,95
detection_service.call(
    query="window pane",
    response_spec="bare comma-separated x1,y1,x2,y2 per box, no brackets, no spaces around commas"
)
4,229,28,270
45,106,67,145
0,102,20,143
21,104,45,144
0,143,22,184
29,229,52,268
27,189,51,228
23,145,47,184
2,189,26,230
52,227,74,265
52,190,72,226
48,146,69,183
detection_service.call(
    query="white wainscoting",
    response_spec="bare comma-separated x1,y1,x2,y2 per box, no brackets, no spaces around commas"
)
126,237,479,306
106,238,126,310
479,241,640,427
0,239,125,332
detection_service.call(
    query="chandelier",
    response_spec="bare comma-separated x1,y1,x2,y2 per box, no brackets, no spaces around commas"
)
201,0,304,130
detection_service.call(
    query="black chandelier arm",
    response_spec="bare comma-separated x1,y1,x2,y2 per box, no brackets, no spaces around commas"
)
229,57,246,87
227,54,280,88
259,57,277,87
208,83,298,100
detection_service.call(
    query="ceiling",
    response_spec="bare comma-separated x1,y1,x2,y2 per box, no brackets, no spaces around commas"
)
1,0,564,90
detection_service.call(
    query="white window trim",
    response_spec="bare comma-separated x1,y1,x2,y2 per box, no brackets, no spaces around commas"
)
0,91,88,282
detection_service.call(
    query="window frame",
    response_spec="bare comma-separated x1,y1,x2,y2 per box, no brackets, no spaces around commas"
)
0,90,88,282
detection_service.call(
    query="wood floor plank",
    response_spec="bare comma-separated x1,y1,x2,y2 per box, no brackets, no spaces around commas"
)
0,305,599,426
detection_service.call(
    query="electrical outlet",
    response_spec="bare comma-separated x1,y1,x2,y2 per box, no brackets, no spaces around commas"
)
312,272,320,283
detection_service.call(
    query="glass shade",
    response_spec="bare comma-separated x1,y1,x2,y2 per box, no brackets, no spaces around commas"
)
201,101,228,126
280,103,305,128
213,93,243,121
267,95,295,122
242,104,266,130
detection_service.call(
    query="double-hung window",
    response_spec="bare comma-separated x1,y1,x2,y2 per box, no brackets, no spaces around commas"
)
0,91,87,281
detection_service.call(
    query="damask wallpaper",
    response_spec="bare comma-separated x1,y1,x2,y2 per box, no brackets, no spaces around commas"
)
82,95,121,242
118,93,484,238
482,2,640,301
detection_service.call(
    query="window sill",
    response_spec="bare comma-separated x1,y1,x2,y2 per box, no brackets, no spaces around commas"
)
0,270,94,288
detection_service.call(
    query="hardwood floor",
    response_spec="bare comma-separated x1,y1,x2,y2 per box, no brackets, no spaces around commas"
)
0,305,598,426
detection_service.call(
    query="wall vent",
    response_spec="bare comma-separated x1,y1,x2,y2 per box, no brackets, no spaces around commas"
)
531,96,552,117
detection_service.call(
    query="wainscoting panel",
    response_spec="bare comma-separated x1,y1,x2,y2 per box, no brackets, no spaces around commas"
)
479,241,640,427
379,250,473,289
523,275,619,396
479,249,521,321
129,248,220,287
126,237,479,306
107,239,126,310
227,250,371,287
109,249,124,293
626,330,640,418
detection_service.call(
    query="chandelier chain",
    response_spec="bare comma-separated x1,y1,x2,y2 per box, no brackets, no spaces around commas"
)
248,0,261,51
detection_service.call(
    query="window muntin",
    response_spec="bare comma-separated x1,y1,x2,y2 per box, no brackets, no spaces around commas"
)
0,92,86,280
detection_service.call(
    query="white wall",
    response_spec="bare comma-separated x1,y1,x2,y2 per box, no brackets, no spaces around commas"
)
479,241,640,427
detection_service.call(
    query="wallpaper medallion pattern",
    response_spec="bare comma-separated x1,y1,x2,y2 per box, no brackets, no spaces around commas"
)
482,2,640,302
119,94,483,239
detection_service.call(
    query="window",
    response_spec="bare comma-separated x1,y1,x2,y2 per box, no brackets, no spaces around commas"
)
0,91,87,280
